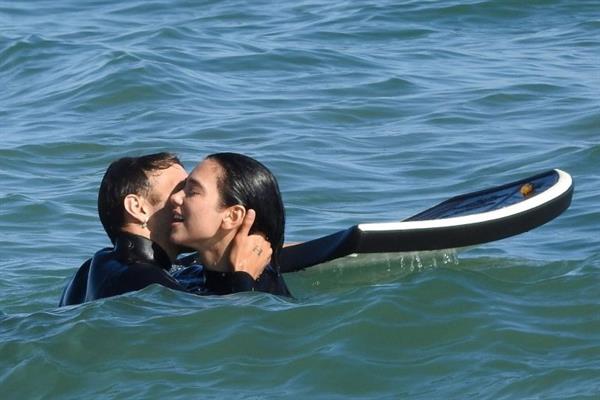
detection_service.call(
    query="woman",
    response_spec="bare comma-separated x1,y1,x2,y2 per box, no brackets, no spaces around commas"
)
170,153,291,296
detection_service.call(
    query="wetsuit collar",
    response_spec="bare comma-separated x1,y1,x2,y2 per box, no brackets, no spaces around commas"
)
114,232,172,271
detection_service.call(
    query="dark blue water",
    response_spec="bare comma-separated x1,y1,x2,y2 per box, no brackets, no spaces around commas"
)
1,1,599,398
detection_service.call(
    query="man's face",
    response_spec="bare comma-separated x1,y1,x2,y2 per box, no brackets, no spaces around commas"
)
146,163,188,251
169,159,228,250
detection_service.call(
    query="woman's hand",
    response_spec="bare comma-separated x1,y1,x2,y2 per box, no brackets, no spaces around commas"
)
228,209,272,280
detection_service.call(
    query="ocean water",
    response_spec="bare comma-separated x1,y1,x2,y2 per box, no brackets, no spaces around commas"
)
1,0,599,398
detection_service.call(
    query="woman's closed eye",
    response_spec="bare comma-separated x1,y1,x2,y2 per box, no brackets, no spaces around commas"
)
184,178,205,196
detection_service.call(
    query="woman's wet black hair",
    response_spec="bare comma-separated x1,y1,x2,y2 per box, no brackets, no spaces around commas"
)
207,153,285,269
98,152,182,244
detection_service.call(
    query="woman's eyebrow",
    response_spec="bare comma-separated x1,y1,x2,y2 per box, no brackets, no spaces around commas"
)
172,178,187,194
186,177,205,193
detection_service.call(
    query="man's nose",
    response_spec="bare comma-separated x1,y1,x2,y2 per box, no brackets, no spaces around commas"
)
170,190,183,205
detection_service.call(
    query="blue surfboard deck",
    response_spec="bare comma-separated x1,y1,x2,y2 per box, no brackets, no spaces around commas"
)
279,169,573,273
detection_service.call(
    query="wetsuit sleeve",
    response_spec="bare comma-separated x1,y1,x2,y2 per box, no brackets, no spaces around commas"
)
230,271,259,292
170,266,257,294
174,264,292,297
201,269,254,295
252,265,292,297
205,266,292,296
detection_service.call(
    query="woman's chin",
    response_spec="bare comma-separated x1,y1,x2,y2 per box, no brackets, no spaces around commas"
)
169,232,187,247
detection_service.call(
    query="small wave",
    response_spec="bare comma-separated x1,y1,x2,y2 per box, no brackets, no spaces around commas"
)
0,34,69,71
323,77,418,98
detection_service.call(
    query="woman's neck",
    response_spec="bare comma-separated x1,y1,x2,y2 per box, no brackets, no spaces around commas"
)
196,232,236,272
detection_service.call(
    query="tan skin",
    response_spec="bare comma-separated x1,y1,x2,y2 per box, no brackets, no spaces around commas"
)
119,163,271,272
169,159,271,279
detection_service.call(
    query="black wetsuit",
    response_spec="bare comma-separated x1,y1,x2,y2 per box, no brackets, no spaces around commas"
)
59,233,291,306
172,262,291,296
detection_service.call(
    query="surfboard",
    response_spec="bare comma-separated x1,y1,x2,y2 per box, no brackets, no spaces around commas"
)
279,169,573,273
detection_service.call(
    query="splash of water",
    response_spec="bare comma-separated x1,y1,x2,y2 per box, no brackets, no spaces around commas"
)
293,249,461,291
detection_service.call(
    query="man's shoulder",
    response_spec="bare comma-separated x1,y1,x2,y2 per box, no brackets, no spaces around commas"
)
58,257,94,307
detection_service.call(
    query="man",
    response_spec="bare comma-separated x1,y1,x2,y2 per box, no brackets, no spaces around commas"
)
59,152,274,306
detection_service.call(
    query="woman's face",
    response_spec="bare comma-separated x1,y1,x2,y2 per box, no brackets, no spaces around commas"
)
169,159,228,250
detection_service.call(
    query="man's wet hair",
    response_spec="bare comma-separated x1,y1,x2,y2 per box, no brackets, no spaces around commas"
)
98,152,183,244
207,153,285,270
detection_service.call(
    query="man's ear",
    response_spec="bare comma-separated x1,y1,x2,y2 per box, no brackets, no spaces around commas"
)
222,205,246,230
123,194,149,224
